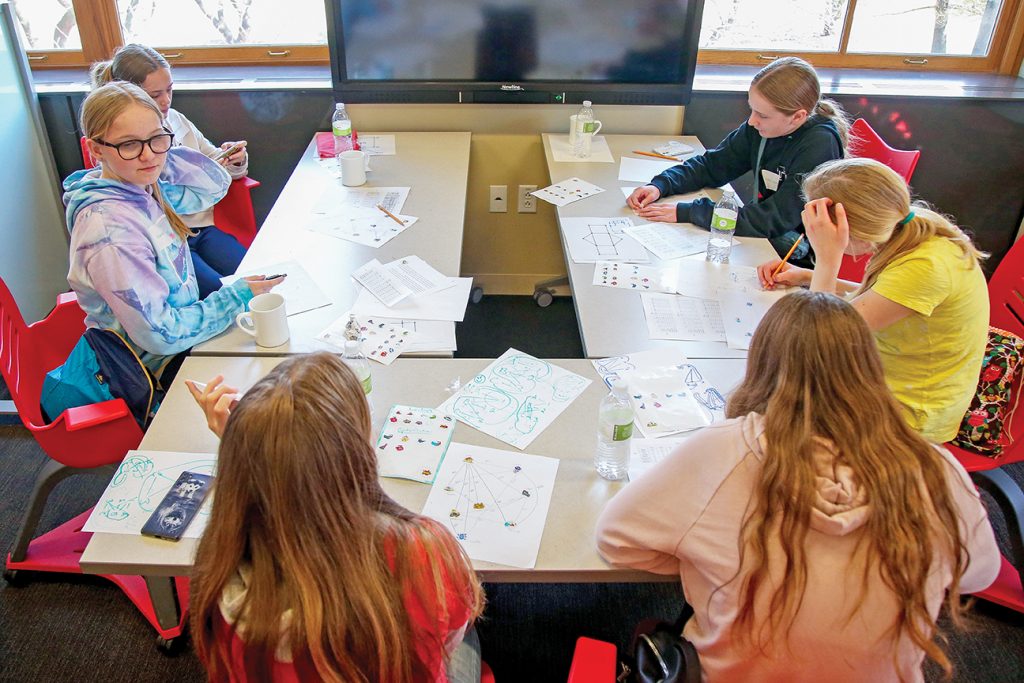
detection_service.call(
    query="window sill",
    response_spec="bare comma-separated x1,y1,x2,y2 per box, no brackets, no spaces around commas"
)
29,64,1024,101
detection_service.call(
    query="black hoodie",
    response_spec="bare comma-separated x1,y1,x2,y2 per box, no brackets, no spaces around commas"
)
649,115,844,251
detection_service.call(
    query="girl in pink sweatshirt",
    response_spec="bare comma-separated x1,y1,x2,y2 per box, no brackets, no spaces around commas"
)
597,290,1000,682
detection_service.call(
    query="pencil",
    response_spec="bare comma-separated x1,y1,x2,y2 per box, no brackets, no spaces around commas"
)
633,150,680,161
771,234,804,279
376,203,404,226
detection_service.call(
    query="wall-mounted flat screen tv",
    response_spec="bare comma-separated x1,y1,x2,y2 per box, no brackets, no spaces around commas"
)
325,0,704,105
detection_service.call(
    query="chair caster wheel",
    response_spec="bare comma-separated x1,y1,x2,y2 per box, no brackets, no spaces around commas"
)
534,290,554,308
156,635,185,655
470,286,484,304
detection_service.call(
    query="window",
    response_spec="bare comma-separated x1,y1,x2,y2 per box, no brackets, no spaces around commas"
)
17,0,1024,74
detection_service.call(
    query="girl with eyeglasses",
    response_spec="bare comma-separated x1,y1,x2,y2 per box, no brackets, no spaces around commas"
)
41,83,283,423
91,44,249,299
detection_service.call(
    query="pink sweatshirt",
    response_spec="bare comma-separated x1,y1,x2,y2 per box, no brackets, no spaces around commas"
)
596,412,1001,683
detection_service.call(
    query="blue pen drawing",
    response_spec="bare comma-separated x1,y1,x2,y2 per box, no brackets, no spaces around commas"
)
442,349,590,449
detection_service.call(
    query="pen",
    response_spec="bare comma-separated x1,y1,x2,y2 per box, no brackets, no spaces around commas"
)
633,150,680,161
376,203,405,226
262,273,286,281
771,235,804,280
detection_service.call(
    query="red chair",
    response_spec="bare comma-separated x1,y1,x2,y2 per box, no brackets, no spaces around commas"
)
80,135,261,247
943,236,1024,613
840,118,923,282
0,276,189,648
567,637,618,683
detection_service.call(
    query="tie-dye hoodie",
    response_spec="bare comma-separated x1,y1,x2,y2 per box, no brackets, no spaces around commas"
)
63,146,252,372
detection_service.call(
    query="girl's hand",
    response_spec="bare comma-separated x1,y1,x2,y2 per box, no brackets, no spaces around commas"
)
219,140,247,166
757,259,812,289
244,274,286,296
185,376,239,437
627,185,661,210
636,202,679,223
802,198,849,266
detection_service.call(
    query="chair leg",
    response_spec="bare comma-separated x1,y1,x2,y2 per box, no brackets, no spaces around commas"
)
8,460,114,563
971,468,1024,584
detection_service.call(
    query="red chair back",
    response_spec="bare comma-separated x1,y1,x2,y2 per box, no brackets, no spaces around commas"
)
0,278,60,425
80,135,97,168
838,119,923,283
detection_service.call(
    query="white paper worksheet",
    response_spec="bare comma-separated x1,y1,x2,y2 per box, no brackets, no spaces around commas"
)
627,437,689,482
312,185,410,215
83,450,218,538
532,177,605,207
306,209,417,248
356,134,397,156
385,256,451,296
421,442,559,568
221,261,332,316
438,349,591,450
592,261,676,293
641,293,726,342
353,259,413,307
561,217,649,264
674,261,763,301
618,156,680,183
624,222,707,260
549,135,615,163
719,287,788,350
352,277,473,322
317,312,456,354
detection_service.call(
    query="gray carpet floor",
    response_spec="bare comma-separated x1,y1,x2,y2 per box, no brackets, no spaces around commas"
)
2,295,1022,681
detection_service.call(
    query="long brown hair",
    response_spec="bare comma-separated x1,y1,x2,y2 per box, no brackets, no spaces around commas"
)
751,56,850,149
726,290,971,678
190,353,483,683
90,43,169,88
801,157,985,295
79,82,193,241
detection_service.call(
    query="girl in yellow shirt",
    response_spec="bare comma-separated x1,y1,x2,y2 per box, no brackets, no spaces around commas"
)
758,158,988,442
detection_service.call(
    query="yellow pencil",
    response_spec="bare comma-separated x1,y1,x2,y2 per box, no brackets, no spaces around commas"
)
376,203,404,226
633,150,679,161
771,234,804,279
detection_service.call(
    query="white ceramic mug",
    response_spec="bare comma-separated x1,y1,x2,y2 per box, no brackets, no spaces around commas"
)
236,292,289,347
340,149,367,186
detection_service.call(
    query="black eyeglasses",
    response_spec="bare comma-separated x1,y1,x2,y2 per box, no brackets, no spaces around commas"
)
93,128,174,160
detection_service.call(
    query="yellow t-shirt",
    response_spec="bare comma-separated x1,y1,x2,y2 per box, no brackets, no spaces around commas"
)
871,237,988,443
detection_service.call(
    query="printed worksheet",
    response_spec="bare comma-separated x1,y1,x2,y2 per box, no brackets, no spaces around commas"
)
719,287,788,350
385,256,450,296
83,450,217,538
640,293,726,341
628,437,690,482
306,209,417,248
353,259,413,307
624,222,708,261
438,349,591,450
620,365,714,438
357,134,397,156
549,135,615,163
375,405,456,483
312,185,410,215
532,177,605,207
592,261,676,293
316,314,420,364
351,277,473,322
674,261,763,300
421,442,559,568
618,156,680,183
561,217,649,264
221,261,332,316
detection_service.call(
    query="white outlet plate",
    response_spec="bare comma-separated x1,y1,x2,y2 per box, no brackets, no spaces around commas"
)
518,185,538,213
489,185,508,213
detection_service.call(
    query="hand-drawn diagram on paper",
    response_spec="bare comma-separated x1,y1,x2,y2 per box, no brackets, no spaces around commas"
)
306,186,415,247
438,349,591,450
561,217,649,264
83,450,217,538
421,443,559,568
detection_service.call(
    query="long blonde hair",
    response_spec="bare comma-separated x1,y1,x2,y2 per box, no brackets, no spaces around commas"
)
751,56,850,149
190,353,483,683
726,291,971,678
802,157,986,295
79,82,193,241
90,43,169,88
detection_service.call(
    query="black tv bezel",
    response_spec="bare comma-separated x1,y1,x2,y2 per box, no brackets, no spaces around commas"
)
324,0,705,106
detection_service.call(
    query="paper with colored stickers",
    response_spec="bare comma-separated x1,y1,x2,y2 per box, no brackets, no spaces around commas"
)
592,261,675,293
620,365,714,438
316,313,421,365
531,177,605,207
375,405,456,483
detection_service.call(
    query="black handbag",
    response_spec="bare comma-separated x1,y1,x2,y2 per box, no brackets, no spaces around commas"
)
618,603,701,683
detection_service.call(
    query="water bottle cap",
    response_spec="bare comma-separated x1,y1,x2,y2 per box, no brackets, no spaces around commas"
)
582,100,592,106
336,103,345,109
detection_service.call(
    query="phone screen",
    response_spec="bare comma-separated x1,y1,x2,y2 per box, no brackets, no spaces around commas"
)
140,471,214,541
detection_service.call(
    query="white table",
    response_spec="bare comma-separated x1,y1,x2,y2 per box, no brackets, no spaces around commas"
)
81,355,748,630
541,133,779,359
194,132,472,356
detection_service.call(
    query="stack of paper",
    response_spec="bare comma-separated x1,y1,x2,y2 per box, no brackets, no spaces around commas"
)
351,256,473,323
306,186,417,248
561,217,649,264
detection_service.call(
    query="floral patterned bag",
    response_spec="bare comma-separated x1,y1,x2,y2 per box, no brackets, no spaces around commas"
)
953,327,1024,457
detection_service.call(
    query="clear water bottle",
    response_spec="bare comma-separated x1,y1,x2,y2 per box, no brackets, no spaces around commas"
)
706,191,739,264
595,378,634,481
343,313,362,342
332,103,354,156
343,339,373,420
573,100,597,159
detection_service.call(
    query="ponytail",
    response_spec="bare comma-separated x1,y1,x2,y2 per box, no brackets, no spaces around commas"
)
89,44,169,90
814,98,850,152
151,182,196,242
90,60,115,88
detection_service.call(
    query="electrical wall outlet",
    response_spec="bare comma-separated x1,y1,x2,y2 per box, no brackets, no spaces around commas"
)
518,185,538,213
489,185,508,213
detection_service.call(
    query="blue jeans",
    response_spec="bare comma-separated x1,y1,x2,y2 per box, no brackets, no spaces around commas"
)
187,226,246,299
446,626,482,683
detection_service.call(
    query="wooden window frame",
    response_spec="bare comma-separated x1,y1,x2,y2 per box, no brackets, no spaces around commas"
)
22,0,1024,75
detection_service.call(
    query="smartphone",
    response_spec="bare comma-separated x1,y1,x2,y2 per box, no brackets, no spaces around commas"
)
141,471,214,541
214,142,245,161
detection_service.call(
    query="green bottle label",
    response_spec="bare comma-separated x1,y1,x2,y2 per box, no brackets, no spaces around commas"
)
712,210,737,232
612,422,633,441
362,376,372,395
333,121,352,136
583,121,598,134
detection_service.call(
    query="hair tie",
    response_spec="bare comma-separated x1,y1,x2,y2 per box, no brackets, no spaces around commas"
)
898,211,915,225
